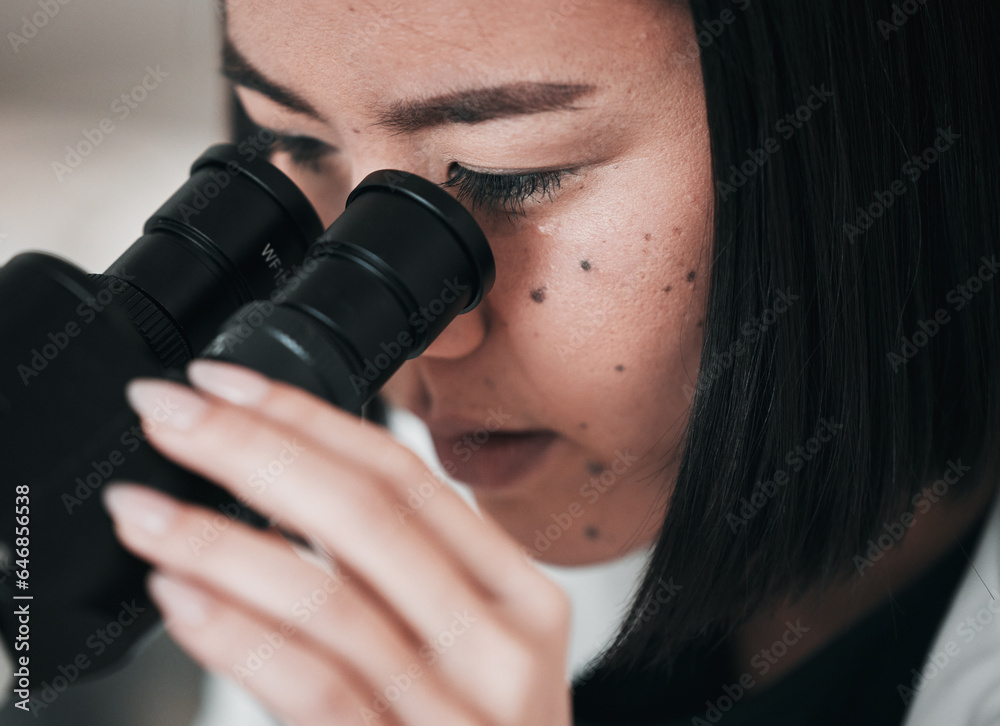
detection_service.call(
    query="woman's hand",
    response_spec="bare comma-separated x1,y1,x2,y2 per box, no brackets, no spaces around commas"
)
101,359,572,726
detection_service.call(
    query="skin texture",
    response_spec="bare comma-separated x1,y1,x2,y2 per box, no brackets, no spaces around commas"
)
101,0,1000,721
106,369,574,725
102,2,710,723
225,0,713,568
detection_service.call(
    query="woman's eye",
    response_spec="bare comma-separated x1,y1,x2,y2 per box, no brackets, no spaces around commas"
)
260,131,571,219
442,164,573,220
270,133,334,172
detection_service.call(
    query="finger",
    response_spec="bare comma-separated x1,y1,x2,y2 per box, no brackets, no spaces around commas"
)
125,377,500,644
105,483,521,725
122,381,564,722
147,571,410,726
105,483,426,682
184,359,562,619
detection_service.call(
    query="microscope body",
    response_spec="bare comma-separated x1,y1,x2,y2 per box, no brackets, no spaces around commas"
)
0,144,494,692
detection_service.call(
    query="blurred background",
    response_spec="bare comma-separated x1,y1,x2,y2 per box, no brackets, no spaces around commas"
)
0,0,226,273
0,0,232,723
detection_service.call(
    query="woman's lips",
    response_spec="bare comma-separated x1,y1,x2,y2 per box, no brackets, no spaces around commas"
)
428,427,559,490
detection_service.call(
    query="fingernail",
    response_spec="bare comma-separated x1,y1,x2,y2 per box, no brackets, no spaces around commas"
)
126,379,207,430
102,483,178,535
148,572,210,626
187,359,271,406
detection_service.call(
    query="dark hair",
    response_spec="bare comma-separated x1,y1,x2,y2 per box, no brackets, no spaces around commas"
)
594,0,1000,675
225,0,1000,677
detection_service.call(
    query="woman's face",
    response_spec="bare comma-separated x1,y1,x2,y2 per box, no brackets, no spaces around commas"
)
226,0,712,565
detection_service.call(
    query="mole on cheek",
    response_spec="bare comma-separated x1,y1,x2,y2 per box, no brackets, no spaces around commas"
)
663,285,672,293
530,287,546,303
581,260,592,271
585,461,605,475
615,364,624,372
687,270,697,282
579,422,589,430
584,525,600,540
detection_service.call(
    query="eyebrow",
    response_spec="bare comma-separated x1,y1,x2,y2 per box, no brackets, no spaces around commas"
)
222,35,323,120
221,35,596,133
373,82,596,134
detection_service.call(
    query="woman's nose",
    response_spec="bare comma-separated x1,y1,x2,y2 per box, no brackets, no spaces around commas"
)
420,301,489,360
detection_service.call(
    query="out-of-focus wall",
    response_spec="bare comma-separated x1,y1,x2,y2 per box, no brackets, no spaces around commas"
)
0,0,227,271
0,1,227,724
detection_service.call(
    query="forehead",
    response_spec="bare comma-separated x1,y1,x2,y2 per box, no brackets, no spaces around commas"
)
225,0,682,113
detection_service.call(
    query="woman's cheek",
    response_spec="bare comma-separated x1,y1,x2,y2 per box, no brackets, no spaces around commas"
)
535,215,704,433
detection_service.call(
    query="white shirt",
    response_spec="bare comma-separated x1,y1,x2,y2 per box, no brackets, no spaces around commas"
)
901,484,1000,725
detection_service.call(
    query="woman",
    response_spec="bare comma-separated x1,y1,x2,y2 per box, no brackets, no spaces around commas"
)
100,0,1000,724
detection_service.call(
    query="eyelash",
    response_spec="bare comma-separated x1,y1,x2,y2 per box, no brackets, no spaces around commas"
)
268,131,571,219
442,165,572,220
